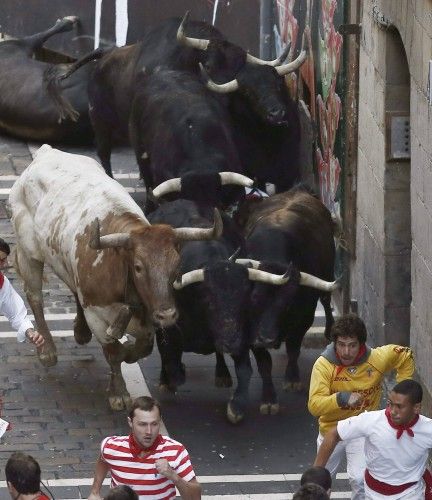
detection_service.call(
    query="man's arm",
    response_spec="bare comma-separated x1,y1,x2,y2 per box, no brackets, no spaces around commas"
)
309,358,356,417
0,276,38,343
88,454,110,500
375,345,415,382
309,358,366,417
174,476,201,500
156,459,201,500
313,427,341,467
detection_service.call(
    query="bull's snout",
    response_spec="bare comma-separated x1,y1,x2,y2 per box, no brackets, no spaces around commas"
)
267,107,287,125
153,307,178,327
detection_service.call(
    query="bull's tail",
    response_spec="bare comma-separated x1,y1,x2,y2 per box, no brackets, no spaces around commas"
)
332,213,346,250
44,47,106,123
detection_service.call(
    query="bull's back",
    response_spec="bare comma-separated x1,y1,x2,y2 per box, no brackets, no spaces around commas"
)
10,145,143,255
246,190,335,276
0,49,92,142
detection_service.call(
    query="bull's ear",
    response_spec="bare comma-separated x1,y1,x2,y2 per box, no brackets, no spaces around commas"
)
89,218,103,249
89,218,131,250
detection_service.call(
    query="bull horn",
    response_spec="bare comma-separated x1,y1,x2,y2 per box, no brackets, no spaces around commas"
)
177,12,210,50
236,258,261,269
247,268,290,285
174,208,223,241
299,272,339,292
199,63,239,93
89,218,130,250
276,49,308,76
228,247,241,262
246,42,291,66
152,178,182,198
219,172,254,187
173,269,205,290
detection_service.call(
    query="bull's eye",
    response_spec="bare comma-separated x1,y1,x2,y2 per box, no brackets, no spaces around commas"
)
134,264,143,274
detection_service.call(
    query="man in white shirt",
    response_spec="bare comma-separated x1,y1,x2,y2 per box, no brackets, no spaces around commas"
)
314,379,432,499
0,238,43,347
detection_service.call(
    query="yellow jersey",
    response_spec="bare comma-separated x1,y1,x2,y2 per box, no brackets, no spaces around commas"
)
308,343,414,435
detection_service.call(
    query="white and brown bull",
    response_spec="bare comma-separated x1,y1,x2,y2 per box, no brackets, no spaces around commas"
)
9,144,221,410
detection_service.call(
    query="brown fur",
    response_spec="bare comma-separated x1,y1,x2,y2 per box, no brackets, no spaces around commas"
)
75,212,180,313
242,191,334,236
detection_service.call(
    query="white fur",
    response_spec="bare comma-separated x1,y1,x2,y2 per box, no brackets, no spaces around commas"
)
10,145,150,344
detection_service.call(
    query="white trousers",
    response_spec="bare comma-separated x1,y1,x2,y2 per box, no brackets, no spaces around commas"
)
364,480,424,499
317,433,366,500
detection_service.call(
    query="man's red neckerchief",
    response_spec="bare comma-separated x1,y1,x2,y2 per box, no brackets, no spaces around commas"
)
335,344,366,376
128,433,163,456
385,407,419,439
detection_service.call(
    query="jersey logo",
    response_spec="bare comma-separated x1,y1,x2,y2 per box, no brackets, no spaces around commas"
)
347,367,357,374
393,346,412,355
366,367,374,377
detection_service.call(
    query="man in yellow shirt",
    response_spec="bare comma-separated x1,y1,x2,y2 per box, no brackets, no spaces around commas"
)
308,313,414,499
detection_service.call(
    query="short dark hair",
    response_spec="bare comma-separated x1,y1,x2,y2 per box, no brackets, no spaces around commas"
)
5,452,41,494
301,466,331,491
330,313,367,344
0,238,10,255
128,396,161,420
293,483,330,500
104,485,139,500
392,379,423,405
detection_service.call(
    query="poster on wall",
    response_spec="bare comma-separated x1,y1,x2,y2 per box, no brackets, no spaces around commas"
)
274,0,344,219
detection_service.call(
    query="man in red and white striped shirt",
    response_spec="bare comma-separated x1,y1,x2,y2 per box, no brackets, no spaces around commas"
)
88,396,201,500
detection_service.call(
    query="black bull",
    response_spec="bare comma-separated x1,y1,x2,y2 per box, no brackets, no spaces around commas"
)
236,187,339,390
46,14,307,192
148,196,337,423
0,17,93,144
129,68,251,209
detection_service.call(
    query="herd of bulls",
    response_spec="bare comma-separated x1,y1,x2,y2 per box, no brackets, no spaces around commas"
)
2,14,339,423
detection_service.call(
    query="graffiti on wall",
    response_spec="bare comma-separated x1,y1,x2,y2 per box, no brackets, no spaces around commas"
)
275,0,343,217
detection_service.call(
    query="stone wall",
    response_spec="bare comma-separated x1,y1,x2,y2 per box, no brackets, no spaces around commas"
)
352,0,432,391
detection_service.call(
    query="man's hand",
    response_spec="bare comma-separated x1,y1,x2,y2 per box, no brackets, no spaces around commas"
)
25,328,45,347
347,392,363,408
155,458,176,481
87,494,103,500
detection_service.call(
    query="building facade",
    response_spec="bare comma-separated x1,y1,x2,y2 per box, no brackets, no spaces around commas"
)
352,0,432,395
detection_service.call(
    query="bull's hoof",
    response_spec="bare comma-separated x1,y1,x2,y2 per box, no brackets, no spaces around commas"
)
226,401,244,424
37,347,57,367
73,319,92,345
283,380,303,392
259,402,280,415
215,375,233,388
62,16,79,25
159,383,177,394
108,394,131,411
